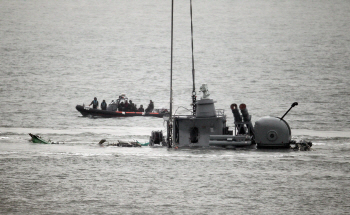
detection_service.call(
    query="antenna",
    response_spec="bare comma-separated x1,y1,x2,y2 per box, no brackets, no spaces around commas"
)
190,0,196,115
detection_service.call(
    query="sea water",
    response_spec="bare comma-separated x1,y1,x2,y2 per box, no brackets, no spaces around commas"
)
0,0,349,214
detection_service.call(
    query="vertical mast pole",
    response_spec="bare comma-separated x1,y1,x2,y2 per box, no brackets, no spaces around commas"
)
168,0,174,147
190,0,196,115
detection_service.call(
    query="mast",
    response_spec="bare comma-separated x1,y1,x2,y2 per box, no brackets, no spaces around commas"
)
190,0,196,115
168,0,174,148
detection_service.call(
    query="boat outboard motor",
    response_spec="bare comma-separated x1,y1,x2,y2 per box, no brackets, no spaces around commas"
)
254,102,298,148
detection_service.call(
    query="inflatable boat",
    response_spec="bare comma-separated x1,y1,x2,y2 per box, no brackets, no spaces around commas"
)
76,105,167,118
76,94,168,118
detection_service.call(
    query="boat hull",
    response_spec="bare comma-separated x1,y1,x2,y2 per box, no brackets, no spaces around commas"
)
76,105,165,118
29,133,51,144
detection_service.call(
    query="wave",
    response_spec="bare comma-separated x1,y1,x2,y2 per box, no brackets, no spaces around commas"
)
293,129,350,139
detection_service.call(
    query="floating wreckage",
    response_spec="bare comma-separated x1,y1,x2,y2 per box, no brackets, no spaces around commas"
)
29,133,61,144
291,140,313,151
98,139,147,147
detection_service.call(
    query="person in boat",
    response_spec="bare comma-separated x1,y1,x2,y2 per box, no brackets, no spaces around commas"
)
145,100,154,113
101,100,107,110
124,100,130,111
129,100,137,112
89,97,99,109
119,102,125,111
138,105,144,112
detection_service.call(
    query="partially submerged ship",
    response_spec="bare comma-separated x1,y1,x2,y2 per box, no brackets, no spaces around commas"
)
150,0,311,150
160,84,305,149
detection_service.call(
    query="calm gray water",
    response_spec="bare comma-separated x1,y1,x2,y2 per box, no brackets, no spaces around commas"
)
1,0,349,214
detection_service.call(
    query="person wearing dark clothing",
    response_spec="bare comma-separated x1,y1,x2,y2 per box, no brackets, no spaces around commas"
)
138,105,144,112
89,97,99,109
124,101,130,111
129,100,136,112
101,100,107,110
119,102,125,111
145,100,154,113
